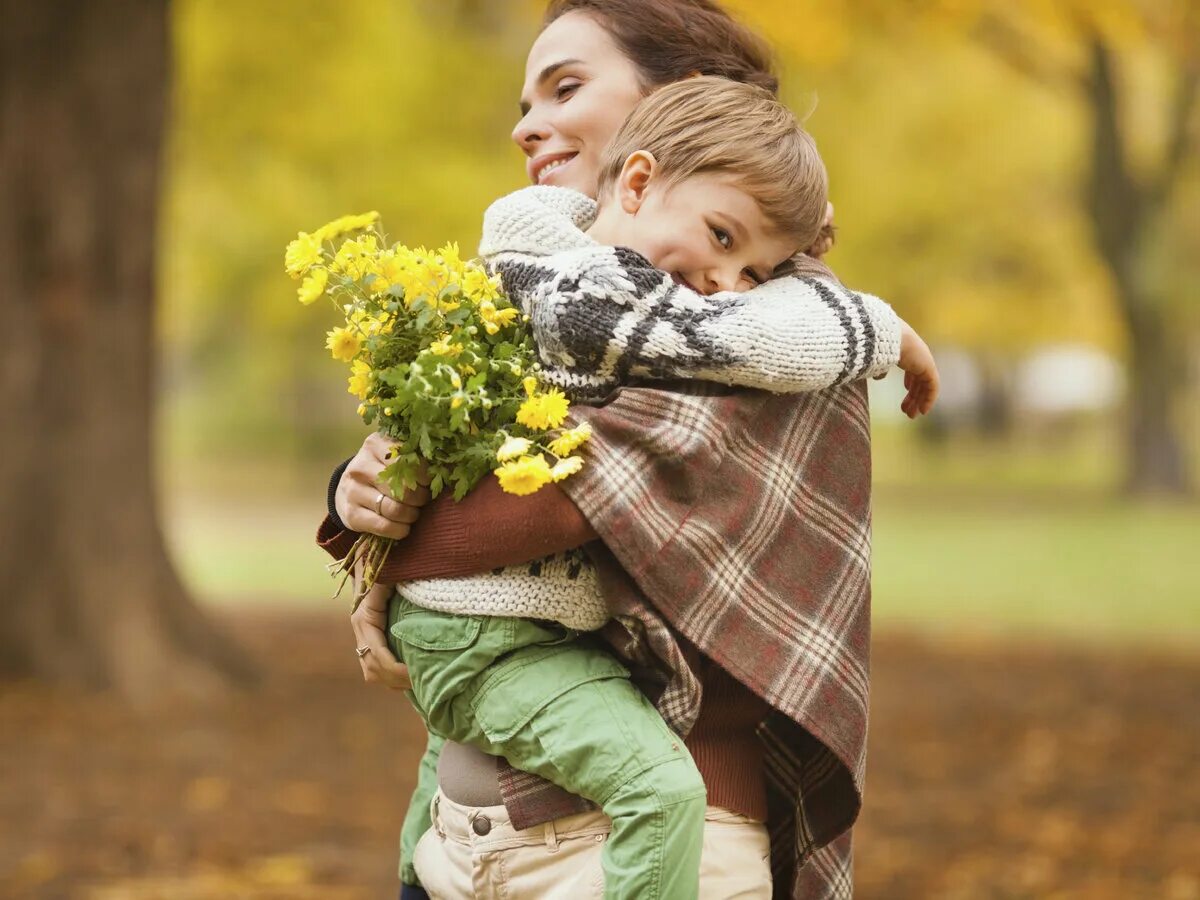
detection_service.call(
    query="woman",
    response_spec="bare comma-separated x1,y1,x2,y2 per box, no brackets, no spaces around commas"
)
324,2,887,897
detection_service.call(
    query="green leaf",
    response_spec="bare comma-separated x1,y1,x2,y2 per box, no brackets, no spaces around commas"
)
452,477,470,501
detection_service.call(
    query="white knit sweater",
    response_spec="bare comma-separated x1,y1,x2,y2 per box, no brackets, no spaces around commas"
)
399,186,902,630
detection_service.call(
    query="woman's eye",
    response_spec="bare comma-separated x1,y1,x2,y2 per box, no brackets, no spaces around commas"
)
555,81,580,100
711,227,732,249
743,267,764,286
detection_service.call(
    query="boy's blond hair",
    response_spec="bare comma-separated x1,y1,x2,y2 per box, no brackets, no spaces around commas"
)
597,75,828,251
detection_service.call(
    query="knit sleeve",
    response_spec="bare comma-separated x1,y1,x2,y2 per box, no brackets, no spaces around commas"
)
315,475,599,583
513,245,901,397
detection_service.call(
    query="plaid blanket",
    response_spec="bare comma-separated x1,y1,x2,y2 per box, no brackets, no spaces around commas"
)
497,378,873,900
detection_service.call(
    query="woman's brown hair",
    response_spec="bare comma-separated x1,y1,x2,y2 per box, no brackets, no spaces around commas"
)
543,0,779,96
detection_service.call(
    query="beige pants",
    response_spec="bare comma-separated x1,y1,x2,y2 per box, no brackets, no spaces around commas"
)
413,790,772,899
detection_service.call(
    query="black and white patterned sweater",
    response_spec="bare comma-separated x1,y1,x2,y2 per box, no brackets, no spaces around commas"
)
398,186,902,630
479,186,902,401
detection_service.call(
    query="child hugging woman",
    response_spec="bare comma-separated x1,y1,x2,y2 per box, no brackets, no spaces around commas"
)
325,2,936,897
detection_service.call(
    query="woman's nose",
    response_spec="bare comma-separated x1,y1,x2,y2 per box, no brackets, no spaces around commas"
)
511,111,547,153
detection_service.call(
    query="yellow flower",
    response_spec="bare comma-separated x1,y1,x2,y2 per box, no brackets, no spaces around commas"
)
438,241,464,274
478,299,520,335
540,390,570,428
548,422,592,457
367,273,390,295
523,376,538,397
349,307,387,336
313,211,380,243
356,403,367,417
492,307,519,327
496,436,532,462
495,454,552,496
415,252,451,296
297,267,328,305
284,232,323,278
550,456,584,482
326,326,362,362
347,359,372,399
517,389,570,430
331,235,378,280
450,395,464,409
463,266,501,302
428,334,462,357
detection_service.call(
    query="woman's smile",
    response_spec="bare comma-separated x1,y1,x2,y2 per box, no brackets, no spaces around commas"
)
528,151,579,185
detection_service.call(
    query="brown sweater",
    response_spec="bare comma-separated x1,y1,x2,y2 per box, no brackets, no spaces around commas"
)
318,477,771,821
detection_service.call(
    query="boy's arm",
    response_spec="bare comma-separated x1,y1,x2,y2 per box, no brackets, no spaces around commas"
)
481,185,902,395
505,244,902,395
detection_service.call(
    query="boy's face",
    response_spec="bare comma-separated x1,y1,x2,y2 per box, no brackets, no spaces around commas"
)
594,154,799,295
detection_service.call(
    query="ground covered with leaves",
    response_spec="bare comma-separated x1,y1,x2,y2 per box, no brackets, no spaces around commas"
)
2,611,1196,899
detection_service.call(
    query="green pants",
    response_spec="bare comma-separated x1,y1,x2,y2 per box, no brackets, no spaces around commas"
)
388,593,706,900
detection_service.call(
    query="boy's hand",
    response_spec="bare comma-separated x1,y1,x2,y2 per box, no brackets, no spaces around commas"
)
350,563,412,690
897,321,939,418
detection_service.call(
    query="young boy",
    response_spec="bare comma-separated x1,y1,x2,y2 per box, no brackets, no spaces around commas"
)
381,76,937,899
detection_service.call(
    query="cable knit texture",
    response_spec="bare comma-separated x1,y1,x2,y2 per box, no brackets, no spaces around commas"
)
400,185,901,630
480,185,902,401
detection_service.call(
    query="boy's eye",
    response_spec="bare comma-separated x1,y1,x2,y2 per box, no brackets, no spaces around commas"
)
743,267,764,286
711,227,732,249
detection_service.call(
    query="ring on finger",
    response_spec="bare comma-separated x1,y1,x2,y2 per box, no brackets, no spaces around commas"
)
375,491,386,516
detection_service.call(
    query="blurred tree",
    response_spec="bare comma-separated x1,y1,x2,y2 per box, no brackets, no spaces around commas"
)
965,3,1197,495
161,0,528,464
0,0,254,699
736,0,1198,494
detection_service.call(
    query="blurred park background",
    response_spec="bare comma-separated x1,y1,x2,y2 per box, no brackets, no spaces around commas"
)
2,1,1197,898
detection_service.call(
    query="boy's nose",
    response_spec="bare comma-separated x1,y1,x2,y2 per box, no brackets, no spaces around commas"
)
705,267,740,294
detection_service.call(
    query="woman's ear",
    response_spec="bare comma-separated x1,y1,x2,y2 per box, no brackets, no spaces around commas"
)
616,151,657,214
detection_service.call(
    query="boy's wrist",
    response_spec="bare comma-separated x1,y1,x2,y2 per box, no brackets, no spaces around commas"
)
860,296,903,376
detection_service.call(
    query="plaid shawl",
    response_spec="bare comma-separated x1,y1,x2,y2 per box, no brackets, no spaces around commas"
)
497,379,872,900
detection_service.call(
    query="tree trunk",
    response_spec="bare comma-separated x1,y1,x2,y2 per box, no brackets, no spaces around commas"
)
1122,300,1189,495
0,0,256,700
1083,38,1190,496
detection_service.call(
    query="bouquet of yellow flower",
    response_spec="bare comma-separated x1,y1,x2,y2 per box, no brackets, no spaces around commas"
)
286,211,591,606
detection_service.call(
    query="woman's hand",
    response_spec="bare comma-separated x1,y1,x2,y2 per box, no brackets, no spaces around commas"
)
897,321,940,418
335,433,431,538
350,564,413,690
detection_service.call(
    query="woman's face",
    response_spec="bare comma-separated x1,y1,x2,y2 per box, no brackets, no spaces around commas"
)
513,12,646,199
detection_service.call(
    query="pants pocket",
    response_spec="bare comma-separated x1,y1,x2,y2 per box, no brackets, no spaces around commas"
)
391,603,484,652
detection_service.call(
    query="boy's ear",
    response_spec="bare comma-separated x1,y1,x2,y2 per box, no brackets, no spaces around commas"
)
617,151,657,214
